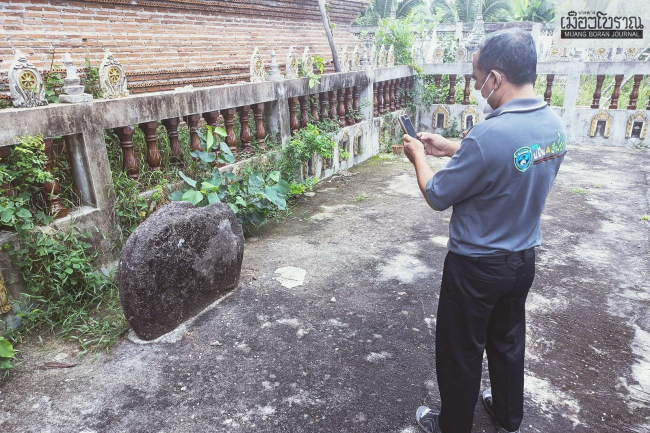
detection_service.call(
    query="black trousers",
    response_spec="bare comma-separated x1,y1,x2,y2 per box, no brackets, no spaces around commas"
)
436,249,535,433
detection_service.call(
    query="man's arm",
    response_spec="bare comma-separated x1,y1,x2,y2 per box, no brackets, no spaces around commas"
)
403,135,438,211
416,132,460,158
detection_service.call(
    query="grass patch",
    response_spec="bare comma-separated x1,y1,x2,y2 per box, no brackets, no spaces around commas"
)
571,188,587,195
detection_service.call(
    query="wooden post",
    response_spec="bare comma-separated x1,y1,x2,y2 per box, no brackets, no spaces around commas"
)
299,95,310,128
377,82,384,115
591,75,605,108
42,138,68,219
289,97,300,135
184,114,202,152
251,103,266,150
220,108,238,156
462,75,472,105
202,111,221,161
337,88,346,126
328,91,337,121
383,81,390,112
139,121,162,171
544,74,555,105
114,126,138,179
434,75,442,103
162,117,183,168
609,75,624,109
447,74,457,104
310,95,320,122
319,92,328,120
353,85,361,123
237,105,253,154
627,74,643,110
345,88,354,126
373,84,379,117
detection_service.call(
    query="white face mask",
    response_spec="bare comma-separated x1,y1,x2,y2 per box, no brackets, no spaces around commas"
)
473,72,497,114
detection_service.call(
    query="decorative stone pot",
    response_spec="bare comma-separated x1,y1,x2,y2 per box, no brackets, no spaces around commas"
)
392,144,404,155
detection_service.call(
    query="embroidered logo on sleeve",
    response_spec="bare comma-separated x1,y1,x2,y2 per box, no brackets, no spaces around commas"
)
532,132,567,164
514,147,533,172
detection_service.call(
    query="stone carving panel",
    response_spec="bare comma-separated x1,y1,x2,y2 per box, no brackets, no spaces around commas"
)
100,50,129,99
9,50,47,108
351,45,361,71
432,46,444,64
285,47,299,79
378,46,387,68
590,110,612,138
432,105,450,129
250,47,265,83
626,111,648,139
301,46,313,76
341,46,350,73
461,106,479,130
387,45,395,67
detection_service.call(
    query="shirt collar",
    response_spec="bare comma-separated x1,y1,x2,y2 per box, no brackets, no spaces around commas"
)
485,96,547,119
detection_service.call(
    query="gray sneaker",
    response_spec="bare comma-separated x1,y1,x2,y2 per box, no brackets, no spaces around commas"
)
481,389,521,433
415,406,443,433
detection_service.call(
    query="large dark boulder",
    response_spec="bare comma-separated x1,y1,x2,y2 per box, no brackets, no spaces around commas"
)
118,201,244,340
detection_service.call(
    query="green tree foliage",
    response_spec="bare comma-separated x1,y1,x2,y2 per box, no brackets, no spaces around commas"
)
355,0,424,25
509,0,554,22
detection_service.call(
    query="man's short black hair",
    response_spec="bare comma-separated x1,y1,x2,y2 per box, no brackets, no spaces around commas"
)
477,28,537,86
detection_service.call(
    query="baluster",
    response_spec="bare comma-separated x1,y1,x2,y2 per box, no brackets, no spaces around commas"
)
289,97,300,135
310,95,320,122
390,80,396,111
139,121,161,170
237,105,253,154
434,75,442,103
610,75,624,109
394,80,400,109
162,118,183,168
319,92,328,119
114,126,138,179
377,82,384,114
345,88,354,126
591,75,605,108
328,91,337,121
544,74,555,105
627,74,643,110
647,93,650,110
447,74,457,104
251,103,267,150
463,75,472,105
220,108,238,156
353,85,361,123
184,114,202,152
42,138,68,219
337,88,346,126
373,84,379,117
202,111,221,160
299,95,310,128
383,81,390,113
401,78,408,108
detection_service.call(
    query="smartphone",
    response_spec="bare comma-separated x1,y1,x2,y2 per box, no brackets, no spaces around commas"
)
398,115,417,139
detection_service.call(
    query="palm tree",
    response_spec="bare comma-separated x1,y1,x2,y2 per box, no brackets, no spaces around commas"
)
509,0,554,22
354,0,424,25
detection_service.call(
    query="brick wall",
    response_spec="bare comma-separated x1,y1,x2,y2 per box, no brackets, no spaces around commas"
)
1,0,370,95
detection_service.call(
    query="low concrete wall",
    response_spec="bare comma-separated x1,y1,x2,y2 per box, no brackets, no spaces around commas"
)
0,65,416,331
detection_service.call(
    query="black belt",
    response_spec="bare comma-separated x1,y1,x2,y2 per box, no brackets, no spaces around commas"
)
453,247,535,262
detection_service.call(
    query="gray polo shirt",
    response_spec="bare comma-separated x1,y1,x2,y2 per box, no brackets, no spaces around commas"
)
425,97,566,256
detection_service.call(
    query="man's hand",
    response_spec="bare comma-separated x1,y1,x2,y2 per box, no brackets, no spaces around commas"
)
403,134,425,165
416,132,457,158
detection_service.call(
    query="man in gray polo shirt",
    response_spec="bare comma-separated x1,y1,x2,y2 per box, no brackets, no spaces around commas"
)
403,28,566,433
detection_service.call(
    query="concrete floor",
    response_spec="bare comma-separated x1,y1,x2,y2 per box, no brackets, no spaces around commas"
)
1,145,649,433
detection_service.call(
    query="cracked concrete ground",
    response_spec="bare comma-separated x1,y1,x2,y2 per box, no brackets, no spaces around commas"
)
1,145,650,433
